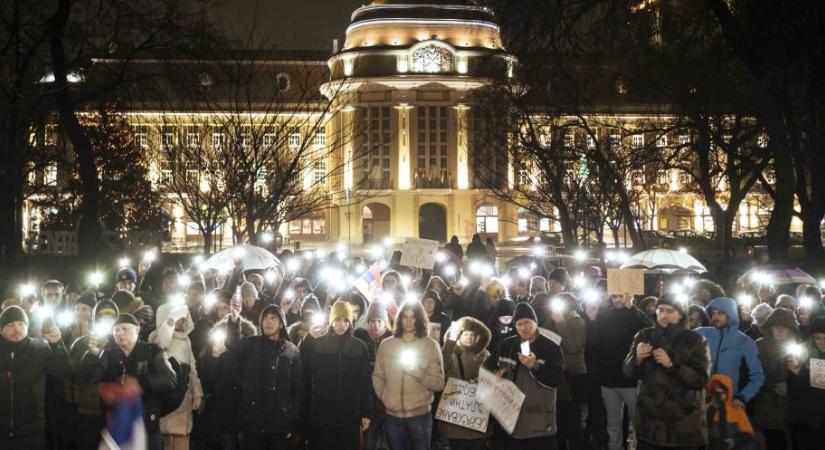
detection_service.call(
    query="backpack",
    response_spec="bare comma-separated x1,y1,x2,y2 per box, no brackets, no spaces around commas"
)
161,356,191,417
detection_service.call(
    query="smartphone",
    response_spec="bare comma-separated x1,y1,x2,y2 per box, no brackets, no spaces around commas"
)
520,341,531,356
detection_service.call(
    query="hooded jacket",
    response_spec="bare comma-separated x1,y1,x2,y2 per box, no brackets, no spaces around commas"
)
751,308,799,430
623,312,711,447
695,297,765,403
425,291,451,343
224,307,304,434
0,336,71,437
484,328,564,439
299,328,372,427
439,316,493,440
707,375,753,450
372,334,445,419
148,303,204,436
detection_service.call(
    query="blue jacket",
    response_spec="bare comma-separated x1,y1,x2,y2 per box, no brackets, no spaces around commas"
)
695,297,764,403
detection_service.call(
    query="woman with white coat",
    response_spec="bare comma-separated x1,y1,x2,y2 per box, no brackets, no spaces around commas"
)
149,302,204,450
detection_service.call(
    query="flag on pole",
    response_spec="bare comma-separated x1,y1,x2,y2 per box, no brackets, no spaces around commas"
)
354,262,383,301
98,381,147,450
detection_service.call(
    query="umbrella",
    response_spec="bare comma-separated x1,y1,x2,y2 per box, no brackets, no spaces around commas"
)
621,249,707,272
203,245,281,272
737,266,816,286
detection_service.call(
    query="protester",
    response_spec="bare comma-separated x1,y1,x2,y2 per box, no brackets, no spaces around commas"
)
590,292,652,450
746,303,774,341
687,304,710,329
786,317,825,450
466,234,487,261
287,293,323,344
149,302,204,450
695,297,765,408
707,375,753,450
623,294,712,450
373,301,445,450
226,297,304,450
0,305,71,450
300,301,372,450
485,302,564,450
542,292,587,450
446,235,464,260
354,301,393,450
421,290,450,342
751,308,798,450
84,313,178,450
440,316,492,449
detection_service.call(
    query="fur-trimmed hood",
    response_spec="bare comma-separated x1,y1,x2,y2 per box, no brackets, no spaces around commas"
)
455,316,492,355
214,315,257,338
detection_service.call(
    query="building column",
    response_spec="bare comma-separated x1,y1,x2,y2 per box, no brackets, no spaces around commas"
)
396,104,412,190
454,104,469,189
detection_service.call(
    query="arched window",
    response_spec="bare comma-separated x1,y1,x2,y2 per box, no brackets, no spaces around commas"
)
476,204,498,234
412,45,452,73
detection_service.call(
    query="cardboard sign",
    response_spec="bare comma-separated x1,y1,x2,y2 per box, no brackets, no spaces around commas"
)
434,377,490,433
607,268,645,295
399,238,440,269
810,358,825,390
477,368,525,435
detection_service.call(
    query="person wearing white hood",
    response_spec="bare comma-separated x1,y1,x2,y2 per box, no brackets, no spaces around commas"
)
148,302,204,450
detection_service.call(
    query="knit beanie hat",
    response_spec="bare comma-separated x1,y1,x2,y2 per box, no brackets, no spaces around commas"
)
0,305,29,328
751,303,774,326
656,293,688,317
114,313,139,327
240,282,258,300
810,317,825,336
512,302,538,324
548,267,570,285
329,300,353,323
112,290,138,312
76,291,97,309
116,267,138,284
93,299,119,322
366,301,389,322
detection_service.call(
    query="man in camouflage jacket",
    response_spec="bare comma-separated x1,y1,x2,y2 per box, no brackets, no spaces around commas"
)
623,294,711,450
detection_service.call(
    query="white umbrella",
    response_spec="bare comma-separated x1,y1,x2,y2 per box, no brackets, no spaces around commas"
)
620,249,707,272
203,245,281,272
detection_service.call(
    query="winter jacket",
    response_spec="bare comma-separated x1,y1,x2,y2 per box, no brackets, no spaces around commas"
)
786,343,825,430
439,317,492,440
197,317,256,439
89,341,177,433
300,331,372,427
355,328,392,418
373,335,445,418
751,308,799,431
148,303,204,436
543,308,587,402
591,304,652,387
481,298,516,352
69,334,112,416
0,336,71,437
623,316,711,448
707,375,753,450
484,330,564,439
225,312,304,434
696,297,765,403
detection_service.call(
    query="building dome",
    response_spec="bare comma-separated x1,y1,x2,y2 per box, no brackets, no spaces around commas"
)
327,0,512,83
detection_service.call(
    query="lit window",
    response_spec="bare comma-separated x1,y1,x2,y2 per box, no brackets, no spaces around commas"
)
313,161,327,184
757,133,769,148
263,133,276,148
212,130,224,149
564,134,575,148
240,126,252,148
186,126,199,148
44,163,58,186
539,218,550,232
586,134,596,149
632,134,644,149
161,126,177,148
656,135,668,147
476,204,499,234
678,135,690,146
134,125,149,148
609,134,621,150
288,130,301,149
518,218,528,232
45,124,59,146
679,171,691,185
657,170,668,185
314,132,325,149
160,160,173,184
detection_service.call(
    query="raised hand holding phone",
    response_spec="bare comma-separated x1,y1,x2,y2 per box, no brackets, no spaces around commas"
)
230,286,242,320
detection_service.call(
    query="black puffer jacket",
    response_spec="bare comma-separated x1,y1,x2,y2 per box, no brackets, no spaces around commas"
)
591,304,652,387
300,332,372,427
0,336,71,437
90,341,177,432
225,314,304,434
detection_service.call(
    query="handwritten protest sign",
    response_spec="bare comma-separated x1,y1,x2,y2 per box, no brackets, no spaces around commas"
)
399,238,439,269
607,268,645,295
434,377,490,433
810,358,825,390
477,368,525,435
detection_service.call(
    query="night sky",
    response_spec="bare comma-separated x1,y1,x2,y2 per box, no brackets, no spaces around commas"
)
213,0,369,51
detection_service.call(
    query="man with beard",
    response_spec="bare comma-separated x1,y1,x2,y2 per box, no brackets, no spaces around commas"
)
623,294,711,450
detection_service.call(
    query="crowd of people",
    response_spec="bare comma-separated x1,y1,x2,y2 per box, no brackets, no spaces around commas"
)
2,233,825,450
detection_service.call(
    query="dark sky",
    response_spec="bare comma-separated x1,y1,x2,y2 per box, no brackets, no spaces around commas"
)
212,0,368,51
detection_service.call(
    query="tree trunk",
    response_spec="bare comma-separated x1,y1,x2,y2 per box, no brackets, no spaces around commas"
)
203,230,213,256
712,206,736,254
49,0,101,263
767,150,793,262
801,207,825,262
